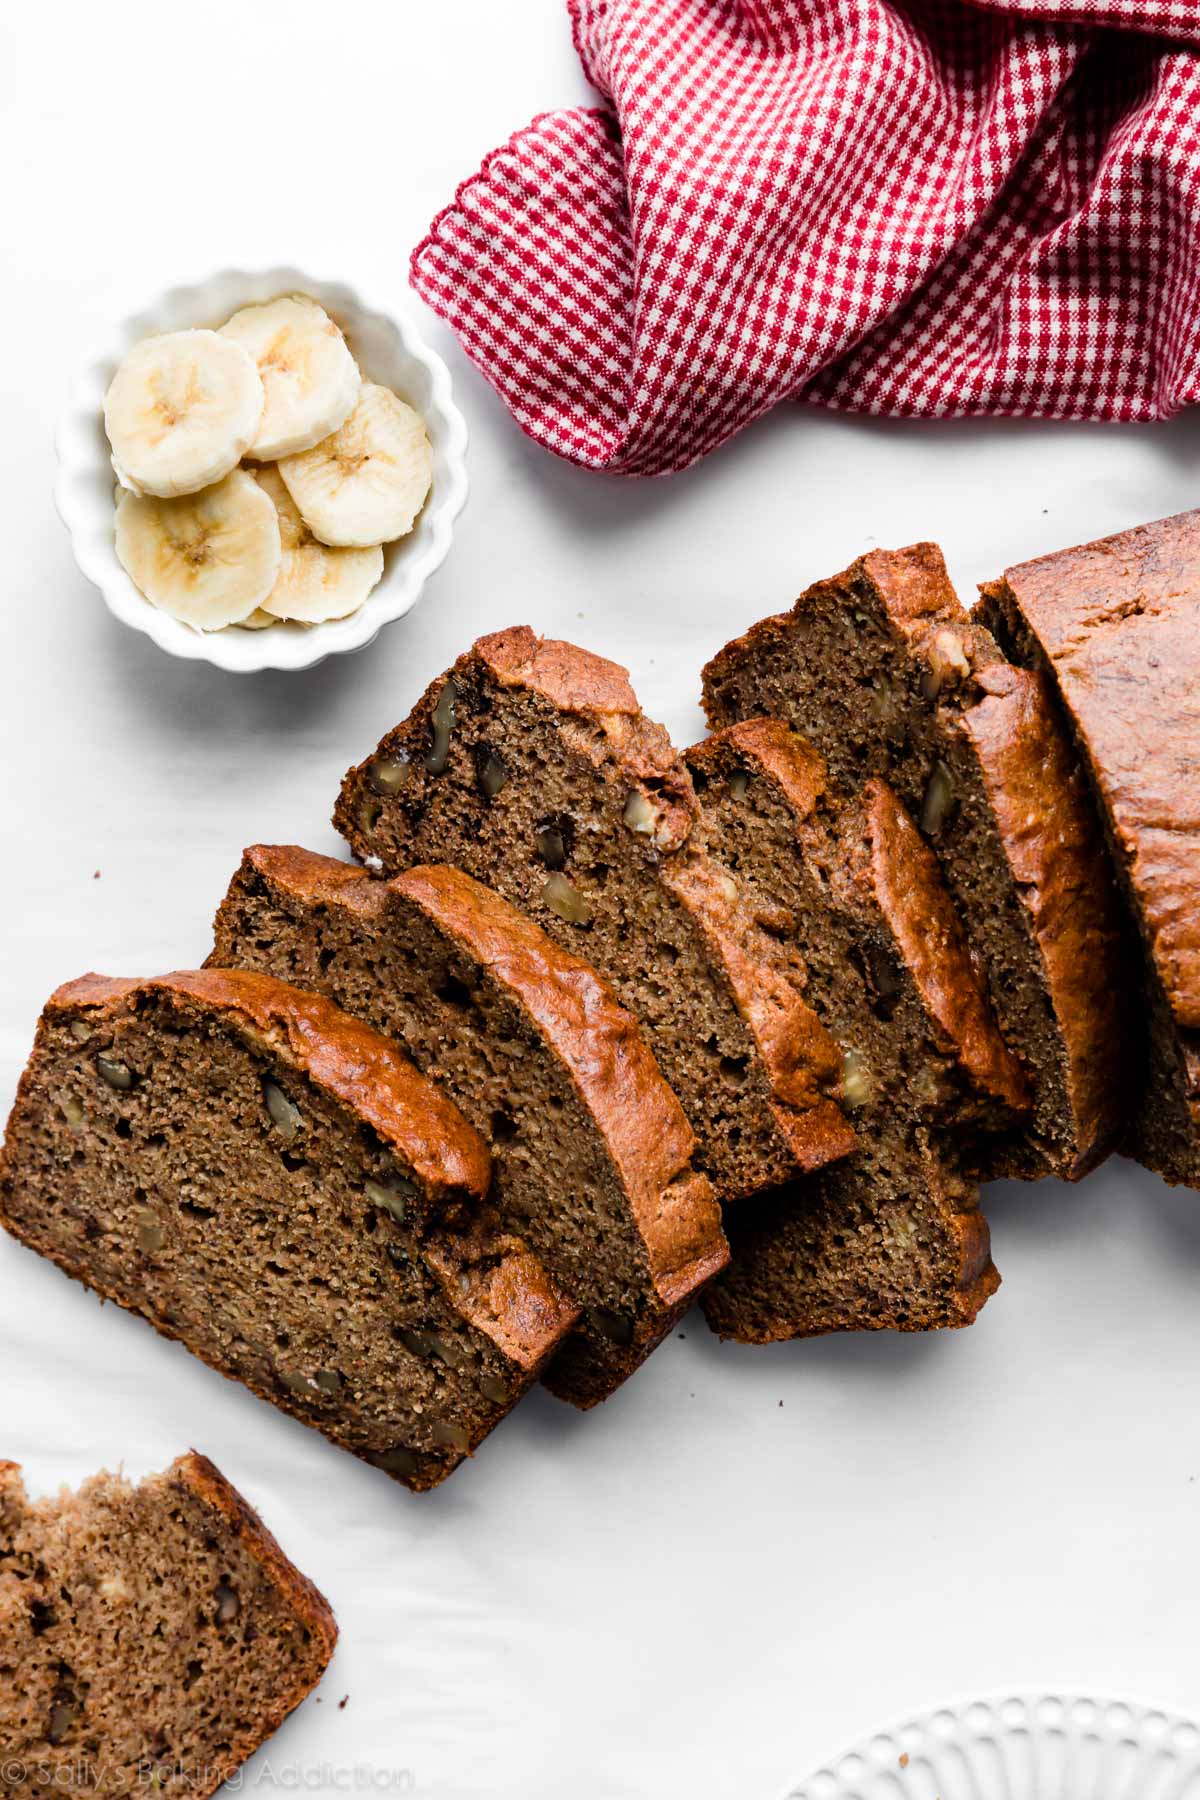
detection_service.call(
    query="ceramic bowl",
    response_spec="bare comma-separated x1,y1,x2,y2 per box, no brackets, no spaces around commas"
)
54,266,468,673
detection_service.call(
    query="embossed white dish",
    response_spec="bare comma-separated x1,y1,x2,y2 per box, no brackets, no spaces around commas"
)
54,266,468,673
788,1694,1200,1799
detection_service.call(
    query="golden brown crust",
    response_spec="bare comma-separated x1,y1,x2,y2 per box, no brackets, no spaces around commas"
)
957,663,1130,1174
855,544,1005,674
392,862,729,1303
172,1450,336,1781
51,968,492,1211
659,849,857,1170
335,627,855,1191
700,716,827,820
227,847,729,1308
476,624,641,717
863,778,1029,1114
993,512,1200,1030
421,1212,584,1372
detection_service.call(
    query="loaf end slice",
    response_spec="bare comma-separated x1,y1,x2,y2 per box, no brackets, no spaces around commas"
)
210,845,729,1407
0,1451,334,1795
979,510,1200,1188
333,626,855,1202
702,543,1131,1180
0,971,576,1489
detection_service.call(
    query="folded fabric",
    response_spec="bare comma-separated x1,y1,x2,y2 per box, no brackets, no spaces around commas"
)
410,0,1200,476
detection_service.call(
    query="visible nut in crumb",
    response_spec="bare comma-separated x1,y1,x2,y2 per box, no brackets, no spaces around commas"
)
315,1369,343,1397
728,770,749,801
373,1445,419,1477
282,1370,317,1397
399,1327,437,1359
841,1049,873,1110
135,1208,165,1253
69,1020,92,1044
480,1374,510,1406
542,872,591,925
214,1582,240,1624
919,759,956,837
365,1176,417,1222
424,679,457,774
534,817,571,870
264,1081,302,1141
715,869,739,905
47,1702,77,1745
869,679,900,724
431,1419,472,1452
623,789,660,837
921,629,971,701
476,745,509,798
96,1055,134,1092
98,1573,133,1605
367,752,413,796
58,1092,85,1132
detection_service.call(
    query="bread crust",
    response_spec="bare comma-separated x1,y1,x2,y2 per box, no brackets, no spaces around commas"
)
989,511,1200,1030
2,972,575,1489
51,969,492,1214
171,1450,337,1787
391,862,730,1305
0,1454,335,1797
863,775,1029,1113
335,627,857,1191
225,847,730,1309
703,543,1128,1178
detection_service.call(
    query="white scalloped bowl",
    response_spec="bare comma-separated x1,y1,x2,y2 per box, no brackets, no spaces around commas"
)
54,267,468,673
788,1693,1200,1799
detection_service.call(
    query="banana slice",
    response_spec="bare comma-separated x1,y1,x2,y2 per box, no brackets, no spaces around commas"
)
115,469,282,631
234,608,279,630
253,465,383,623
104,330,264,499
278,383,432,548
221,296,361,461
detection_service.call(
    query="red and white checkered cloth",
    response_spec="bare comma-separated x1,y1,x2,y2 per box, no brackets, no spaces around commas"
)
411,0,1200,476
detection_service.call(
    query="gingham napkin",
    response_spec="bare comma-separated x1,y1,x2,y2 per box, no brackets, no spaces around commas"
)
410,0,1200,476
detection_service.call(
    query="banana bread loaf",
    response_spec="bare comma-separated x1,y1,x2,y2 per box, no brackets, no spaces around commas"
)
702,542,1130,1181
209,847,728,1407
979,508,1200,1187
334,626,856,1203
0,1452,335,1798
0,971,576,1490
688,722,1024,1339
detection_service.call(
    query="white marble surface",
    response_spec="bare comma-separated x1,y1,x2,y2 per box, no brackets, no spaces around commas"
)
4,3,1200,1796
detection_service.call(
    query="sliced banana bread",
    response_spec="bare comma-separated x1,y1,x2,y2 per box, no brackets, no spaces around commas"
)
702,542,1130,1181
979,508,1200,1187
688,722,1025,1339
209,847,728,1407
0,1452,335,1797
0,971,576,1490
334,626,855,1203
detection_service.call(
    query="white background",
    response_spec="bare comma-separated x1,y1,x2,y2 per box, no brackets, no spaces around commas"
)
4,3,1200,1796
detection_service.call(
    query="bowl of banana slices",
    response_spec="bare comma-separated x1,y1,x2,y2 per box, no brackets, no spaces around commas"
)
54,267,468,672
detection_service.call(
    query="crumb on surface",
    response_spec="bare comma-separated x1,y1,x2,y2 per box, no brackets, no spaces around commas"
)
339,1695,349,1710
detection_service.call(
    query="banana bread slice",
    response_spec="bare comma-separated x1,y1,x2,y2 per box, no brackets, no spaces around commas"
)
688,722,1025,1339
0,1452,335,1797
979,508,1200,1187
334,626,855,1203
209,847,728,1407
0,971,576,1490
702,542,1130,1181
